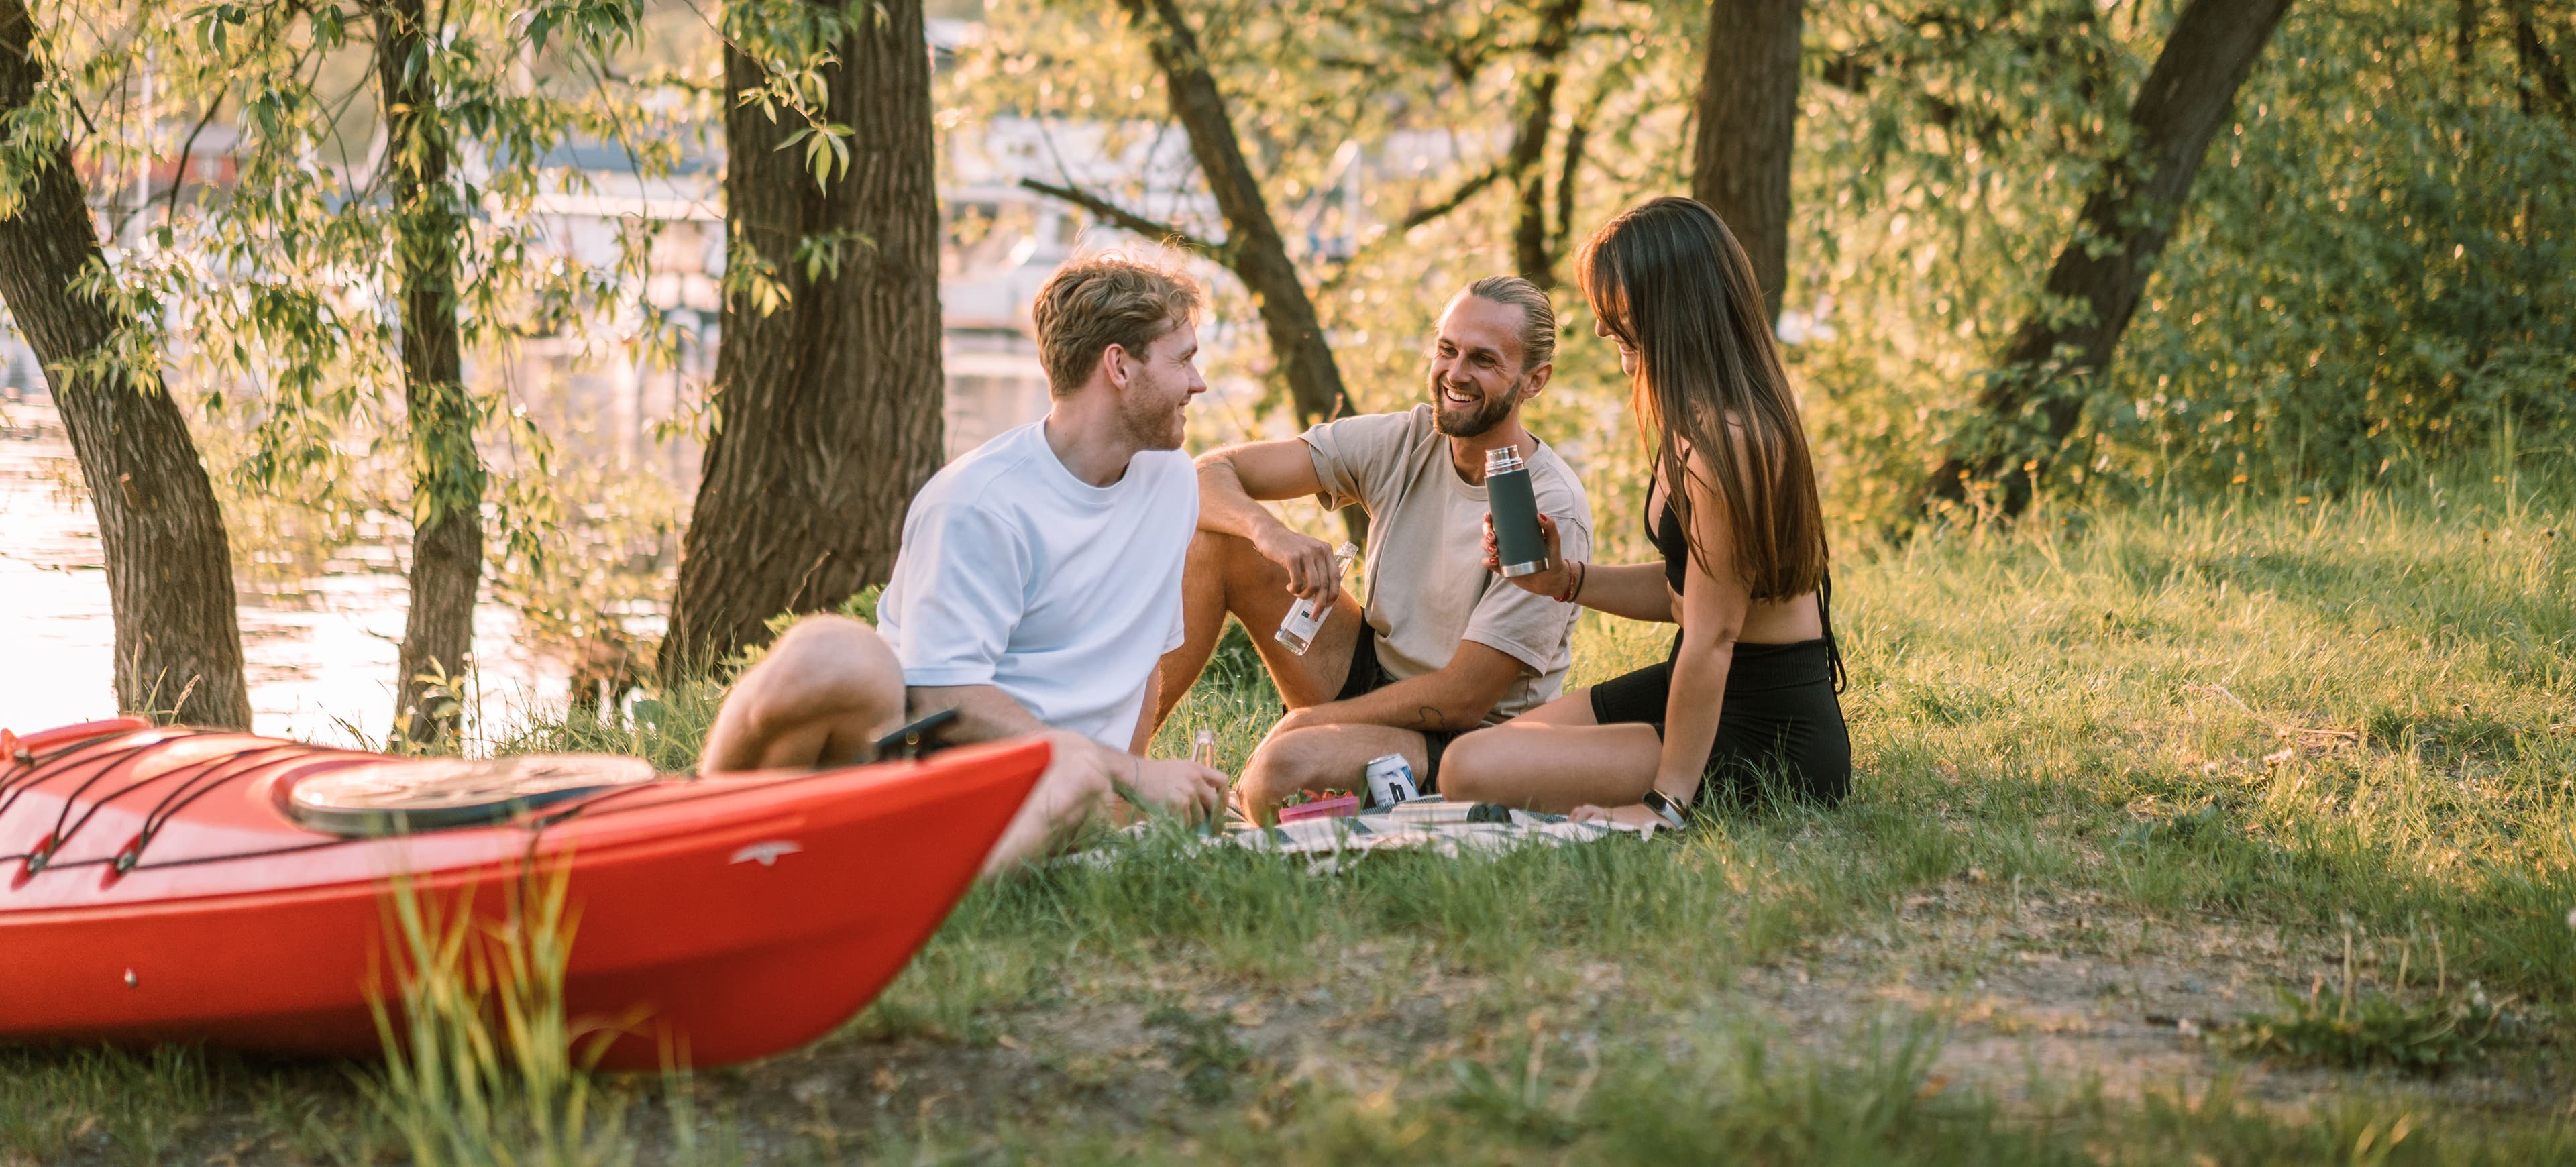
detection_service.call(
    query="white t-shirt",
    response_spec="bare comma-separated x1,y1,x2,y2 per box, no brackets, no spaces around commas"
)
877,420,1197,749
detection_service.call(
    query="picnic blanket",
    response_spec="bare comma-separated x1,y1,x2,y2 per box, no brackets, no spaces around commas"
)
1076,796,1660,868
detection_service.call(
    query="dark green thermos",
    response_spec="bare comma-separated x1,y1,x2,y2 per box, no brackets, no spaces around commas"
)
1485,445,1552,578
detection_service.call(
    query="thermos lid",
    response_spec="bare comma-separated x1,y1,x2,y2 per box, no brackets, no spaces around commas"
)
1482,445,1526,474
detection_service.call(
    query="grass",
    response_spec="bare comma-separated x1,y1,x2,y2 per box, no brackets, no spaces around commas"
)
2220,925,2510,1075
8,470,2576,1162
2224,983,2506,1076
365,866,637,1166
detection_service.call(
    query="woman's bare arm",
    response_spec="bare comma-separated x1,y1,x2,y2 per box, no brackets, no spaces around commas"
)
1565,559,1675,623
1652,457,1752,801
1482,512,1674,622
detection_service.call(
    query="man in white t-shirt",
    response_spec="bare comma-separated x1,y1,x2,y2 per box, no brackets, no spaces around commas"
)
701,255,1228,873
1152,276,1595,821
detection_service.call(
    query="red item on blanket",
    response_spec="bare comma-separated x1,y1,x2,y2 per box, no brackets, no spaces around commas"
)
1276,794,1360,822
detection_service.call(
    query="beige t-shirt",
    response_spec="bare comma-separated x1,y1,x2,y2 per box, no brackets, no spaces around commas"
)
1302,404,1595,723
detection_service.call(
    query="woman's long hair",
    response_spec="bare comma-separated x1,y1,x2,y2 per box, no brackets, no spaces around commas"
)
1576,197,1827,600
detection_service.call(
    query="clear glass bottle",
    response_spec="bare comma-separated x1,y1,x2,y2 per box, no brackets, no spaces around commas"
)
1275,540,1361,655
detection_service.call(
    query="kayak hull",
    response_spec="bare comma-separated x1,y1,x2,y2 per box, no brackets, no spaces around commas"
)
0,723,1047,1070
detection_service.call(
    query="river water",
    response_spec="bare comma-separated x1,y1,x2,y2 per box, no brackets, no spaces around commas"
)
0,398,566,746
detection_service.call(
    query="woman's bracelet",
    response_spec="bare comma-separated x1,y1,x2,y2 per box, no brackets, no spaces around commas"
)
1640,788,1689,830
1555,561,1585,604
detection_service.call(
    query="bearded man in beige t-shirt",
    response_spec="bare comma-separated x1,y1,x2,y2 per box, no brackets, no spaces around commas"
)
1151,276,1595,822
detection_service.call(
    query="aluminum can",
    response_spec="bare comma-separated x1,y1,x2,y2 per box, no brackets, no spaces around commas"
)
1363,753,1419,808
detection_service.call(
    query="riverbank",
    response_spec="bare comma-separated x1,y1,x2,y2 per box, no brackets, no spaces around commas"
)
0,398,567,746
6,473,2574,1163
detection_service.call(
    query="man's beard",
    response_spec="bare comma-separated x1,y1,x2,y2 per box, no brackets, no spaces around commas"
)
1431,373,1521,439
1120,381,1187,450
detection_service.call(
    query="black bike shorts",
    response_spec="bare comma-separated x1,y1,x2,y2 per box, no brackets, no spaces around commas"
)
1587,638,1849,805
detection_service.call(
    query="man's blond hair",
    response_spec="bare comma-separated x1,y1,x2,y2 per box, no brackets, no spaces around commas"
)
1465,274,1557,372
1033,253,1203,396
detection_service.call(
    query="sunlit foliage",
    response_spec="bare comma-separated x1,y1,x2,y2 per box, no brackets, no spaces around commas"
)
1791,0,2573,518
17,0,2573,637
2107,0,2576,494
955,0,2575,531
26,0,707,659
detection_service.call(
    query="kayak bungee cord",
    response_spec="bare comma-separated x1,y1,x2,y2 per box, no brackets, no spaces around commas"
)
20,744,164,872
7,731,643,876
3,733,170,868
3,728,1048,1070
7,725,1006,877
519,757,910,829
3,733,345,874
0,730,166,822
105,743,319,872
38,742,317,874
117,744,332,865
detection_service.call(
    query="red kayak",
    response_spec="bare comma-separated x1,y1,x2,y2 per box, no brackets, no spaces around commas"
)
0,718,1046,1070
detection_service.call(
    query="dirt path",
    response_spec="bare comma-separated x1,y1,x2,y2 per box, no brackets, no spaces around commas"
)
643,893,2566,1162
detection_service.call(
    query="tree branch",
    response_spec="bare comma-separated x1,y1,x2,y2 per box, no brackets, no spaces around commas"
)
1507,0,1582,285
162,92,225,229
1813,46,1995,140
1550,77,1609,266
1397,162,1501,231
1018,176,1228,262
1316,161,1501,296
1918,0,2294,520
2510,2,2575,118
1816,50,1876,93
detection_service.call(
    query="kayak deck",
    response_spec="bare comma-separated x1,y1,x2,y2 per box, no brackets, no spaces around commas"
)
0,722,1049,1068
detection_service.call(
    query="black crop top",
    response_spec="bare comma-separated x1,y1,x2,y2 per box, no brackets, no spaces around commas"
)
1646,483,1690,595
1645,474,1847,691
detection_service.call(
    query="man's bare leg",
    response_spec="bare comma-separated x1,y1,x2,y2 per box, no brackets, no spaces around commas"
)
1236,722,1430,824
976,730,1118,877
1152,529,1366,729
700,616,906,772
704,617,1117,877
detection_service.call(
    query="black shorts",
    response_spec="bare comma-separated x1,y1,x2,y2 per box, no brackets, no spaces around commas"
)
1587,638,1850,805
1332,632,1458,791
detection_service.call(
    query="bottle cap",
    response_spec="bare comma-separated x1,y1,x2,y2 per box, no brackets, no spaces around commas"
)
1483,446,1526,474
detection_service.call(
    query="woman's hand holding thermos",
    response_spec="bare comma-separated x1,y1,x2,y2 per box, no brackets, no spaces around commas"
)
1482,511,1570,598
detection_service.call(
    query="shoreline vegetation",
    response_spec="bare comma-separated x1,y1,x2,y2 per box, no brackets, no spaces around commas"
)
8,469,2573,1164
5,0,2568,1158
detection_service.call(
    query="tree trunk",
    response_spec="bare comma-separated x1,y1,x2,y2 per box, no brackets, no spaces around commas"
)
1509,0,1585,290
374,0,484,748
1691,0,1803,328
658,0,945,677
1124,0,1366,543
0,0,250,728
2509,1,2575,119
1922,0,2293,518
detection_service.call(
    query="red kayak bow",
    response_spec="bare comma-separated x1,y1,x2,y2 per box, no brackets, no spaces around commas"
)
0,719,1046,1070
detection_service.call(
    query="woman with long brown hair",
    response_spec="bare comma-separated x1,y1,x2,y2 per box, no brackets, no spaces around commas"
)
1440,197,1848,827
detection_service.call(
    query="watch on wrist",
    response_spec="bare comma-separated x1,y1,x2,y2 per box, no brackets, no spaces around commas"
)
1639,788,1689,830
